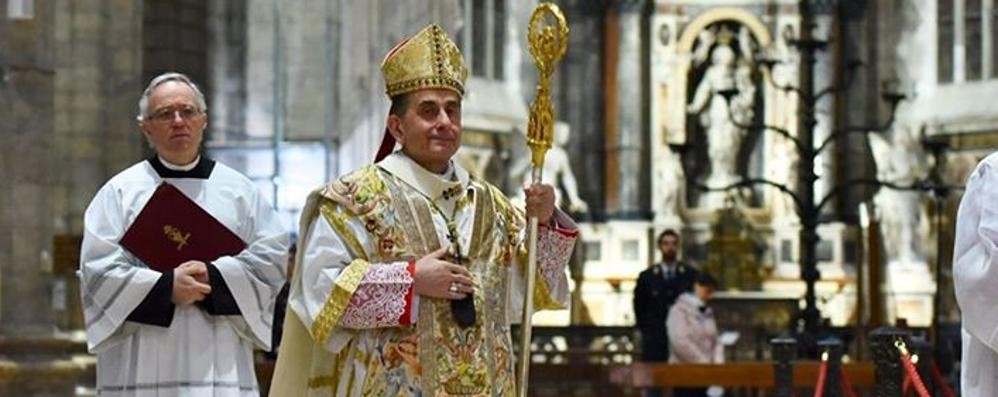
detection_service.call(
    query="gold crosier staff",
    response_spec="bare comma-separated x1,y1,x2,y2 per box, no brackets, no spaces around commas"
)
518,4,568,397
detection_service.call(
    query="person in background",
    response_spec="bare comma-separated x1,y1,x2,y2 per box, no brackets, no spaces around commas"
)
633,229,699,397
667,273,723,397
633,229,699,360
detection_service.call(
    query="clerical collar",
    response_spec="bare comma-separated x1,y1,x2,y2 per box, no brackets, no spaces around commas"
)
377,151,470,203
160,155,200,171
147,155,215,179
440,162,456,181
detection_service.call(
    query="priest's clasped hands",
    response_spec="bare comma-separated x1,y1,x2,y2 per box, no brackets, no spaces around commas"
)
171,260,212,305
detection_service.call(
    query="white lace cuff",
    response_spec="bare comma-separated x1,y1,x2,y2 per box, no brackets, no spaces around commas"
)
338,261,415,328
536,217,578,289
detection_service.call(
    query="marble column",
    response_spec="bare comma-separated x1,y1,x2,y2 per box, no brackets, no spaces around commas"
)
809,2,838,218
245,0,278,140
51,0,145,334
207,0,248,141
606,0,647,217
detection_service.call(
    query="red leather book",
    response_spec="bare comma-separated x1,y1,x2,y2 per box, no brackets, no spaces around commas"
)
120,183,246,272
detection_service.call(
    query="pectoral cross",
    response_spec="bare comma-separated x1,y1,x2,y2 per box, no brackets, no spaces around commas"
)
443,221,475,327
441,185,463,200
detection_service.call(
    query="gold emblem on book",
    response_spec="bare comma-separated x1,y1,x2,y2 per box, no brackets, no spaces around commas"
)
163,225,190,251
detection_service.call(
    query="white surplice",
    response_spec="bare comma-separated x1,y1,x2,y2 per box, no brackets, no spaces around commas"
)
953,152,998,396
80,158,289,397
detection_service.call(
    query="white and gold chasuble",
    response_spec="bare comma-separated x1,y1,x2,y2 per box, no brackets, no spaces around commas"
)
271,153,577,396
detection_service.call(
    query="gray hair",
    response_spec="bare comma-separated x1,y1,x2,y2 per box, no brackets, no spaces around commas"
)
136,72,207,121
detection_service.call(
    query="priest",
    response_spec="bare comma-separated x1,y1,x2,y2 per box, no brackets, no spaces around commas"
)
79,72,289,397
269,24,579,396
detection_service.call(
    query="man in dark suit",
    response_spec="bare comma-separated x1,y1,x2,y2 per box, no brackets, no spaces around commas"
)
634,229,699,363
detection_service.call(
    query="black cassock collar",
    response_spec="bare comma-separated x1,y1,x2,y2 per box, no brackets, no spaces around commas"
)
147,155,216,179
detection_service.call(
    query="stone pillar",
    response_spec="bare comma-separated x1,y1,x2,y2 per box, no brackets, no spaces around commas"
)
281,0,336,142
52,0,145,324
870,326,909,397
808,3,839,219
142,1,208,87
1,0,56,337
837,0,881,217
770,336,797,397
1,1,95,395
207,0,248,141
245,0,278,140
605,0,646,217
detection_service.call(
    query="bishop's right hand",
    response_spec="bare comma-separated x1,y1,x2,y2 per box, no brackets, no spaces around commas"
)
413,246,475,300
172,260,212,306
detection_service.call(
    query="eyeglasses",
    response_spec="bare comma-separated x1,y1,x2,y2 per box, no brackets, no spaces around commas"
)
147,105,203,124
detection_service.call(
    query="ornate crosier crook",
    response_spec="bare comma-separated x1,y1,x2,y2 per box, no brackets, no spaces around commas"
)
518,4,568,397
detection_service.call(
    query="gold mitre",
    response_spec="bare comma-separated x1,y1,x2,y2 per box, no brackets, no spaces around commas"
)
381,24,468,98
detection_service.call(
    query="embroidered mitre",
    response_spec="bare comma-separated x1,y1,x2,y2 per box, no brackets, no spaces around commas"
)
381,24,468,98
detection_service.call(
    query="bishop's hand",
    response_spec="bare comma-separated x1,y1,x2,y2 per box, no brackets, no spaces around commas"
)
413,246,475,300
524,183,556,225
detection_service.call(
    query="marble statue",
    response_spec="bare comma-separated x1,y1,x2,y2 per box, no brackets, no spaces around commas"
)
687,26,757,195
512,121,589,213
869,125,930,264
655,147,685,225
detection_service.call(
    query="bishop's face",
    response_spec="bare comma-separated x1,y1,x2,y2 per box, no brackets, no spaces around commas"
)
139,81,207,165
387,89,462,173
